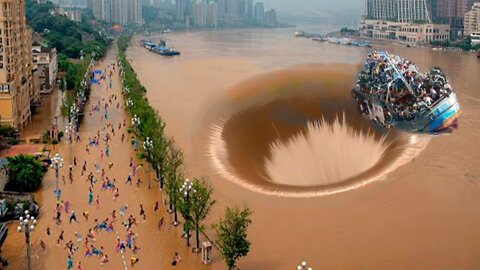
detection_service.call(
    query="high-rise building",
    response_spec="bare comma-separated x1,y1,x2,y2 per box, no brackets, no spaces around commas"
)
217,0,227,23
253,2,264,22
192,1,206,27
207,1,218,27
464,2,480,36
264,8,277,26
365,0,431,23
226,0,238,18
175,0,186,22
430,0,476,39
93,0,142,25
32,42,58,94
86,0,93,10
246,0,253,19
93,0,111,21
237,0,246,18
0,0,35,130
126,0,142,25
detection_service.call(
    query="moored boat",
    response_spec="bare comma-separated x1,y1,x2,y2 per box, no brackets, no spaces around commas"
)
353,51,460,133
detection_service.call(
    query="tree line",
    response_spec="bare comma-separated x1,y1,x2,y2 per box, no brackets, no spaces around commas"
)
117,34,252,270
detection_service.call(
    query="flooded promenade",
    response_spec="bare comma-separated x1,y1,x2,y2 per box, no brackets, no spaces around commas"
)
127,28,480,269
2,48,212,270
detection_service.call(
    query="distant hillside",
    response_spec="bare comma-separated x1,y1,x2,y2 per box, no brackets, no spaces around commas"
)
25,0,109,59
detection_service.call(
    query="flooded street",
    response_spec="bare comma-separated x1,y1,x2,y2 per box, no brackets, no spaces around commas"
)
22,90,63,141
2,48,212,270
127,28,480,269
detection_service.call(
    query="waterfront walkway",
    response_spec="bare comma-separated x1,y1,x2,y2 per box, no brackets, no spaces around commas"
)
1,47,212,270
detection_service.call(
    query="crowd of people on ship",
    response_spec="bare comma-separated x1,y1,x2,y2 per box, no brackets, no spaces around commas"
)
354,51,453,124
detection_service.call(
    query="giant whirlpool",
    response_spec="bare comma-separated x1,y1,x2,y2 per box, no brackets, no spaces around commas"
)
208,64,431,198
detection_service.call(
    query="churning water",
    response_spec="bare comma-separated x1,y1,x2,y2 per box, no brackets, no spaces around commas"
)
209,64,430,197
265,116,389,187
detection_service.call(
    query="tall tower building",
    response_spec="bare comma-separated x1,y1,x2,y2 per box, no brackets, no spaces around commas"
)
254,2,264,22
93,0,111,21
217,0,226,22
430,0,476,39
237,0,246,19
246,0,253,20
206,1,218,27
365,0,431,22
464,2,480,36
0,0,34,129
175,0,185,22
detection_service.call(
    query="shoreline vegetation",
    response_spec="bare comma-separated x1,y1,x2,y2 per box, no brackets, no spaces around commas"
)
298,27,480,52
25,0,110,135
116,34,252,268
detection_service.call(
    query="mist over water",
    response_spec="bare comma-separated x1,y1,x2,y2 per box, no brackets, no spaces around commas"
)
209,64,429,197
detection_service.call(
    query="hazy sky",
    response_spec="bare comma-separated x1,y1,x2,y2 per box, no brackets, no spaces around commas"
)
262,0,364,13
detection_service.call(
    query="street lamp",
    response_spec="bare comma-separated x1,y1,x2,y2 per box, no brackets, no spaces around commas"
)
180,178,194,246
143,137,154,189
17,210,37,270
70,104,79,132
50,153,64,202
65,122,73,167
297,261,312,270
126,98,134,108
131,114,141,132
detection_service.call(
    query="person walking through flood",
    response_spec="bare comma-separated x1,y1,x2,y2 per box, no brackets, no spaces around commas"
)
88,189,93,205
66,255,73,270
69,211,79,224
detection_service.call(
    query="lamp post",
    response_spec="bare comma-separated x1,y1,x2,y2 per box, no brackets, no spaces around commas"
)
297,261,312,270
131,114,141,130
143,137,154,189
17,210,37,270
131,115,141,151
126,98,133,108
65,122,73,168
70,104,79,132
180,178,194,247
51,153,64,202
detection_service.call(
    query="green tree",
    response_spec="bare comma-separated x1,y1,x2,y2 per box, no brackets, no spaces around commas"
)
5,155,45,192
190,178,215,251
177,178,215,248
164,142,183,225
148,116,168,189
216,206,253,270
178,179,194,247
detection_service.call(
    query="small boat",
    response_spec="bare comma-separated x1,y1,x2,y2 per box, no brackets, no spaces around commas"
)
353,51,460,133
154,47,180,56
159,49,180,56
477,51,480,59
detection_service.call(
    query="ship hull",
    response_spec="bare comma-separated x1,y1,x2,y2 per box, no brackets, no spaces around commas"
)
393,93,460,133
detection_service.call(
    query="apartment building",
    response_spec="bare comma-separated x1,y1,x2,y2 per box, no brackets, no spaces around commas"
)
91,0,142,25
0,0,35,130
365,0,431,23
464,2,480,36
32,42,58,94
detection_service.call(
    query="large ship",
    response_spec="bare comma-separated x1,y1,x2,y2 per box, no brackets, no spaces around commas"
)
353,51,460,133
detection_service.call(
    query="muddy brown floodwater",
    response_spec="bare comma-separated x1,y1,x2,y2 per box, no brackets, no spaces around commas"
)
128,28,480,269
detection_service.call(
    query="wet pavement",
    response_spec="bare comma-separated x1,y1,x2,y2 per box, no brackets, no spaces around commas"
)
1,47,215,270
